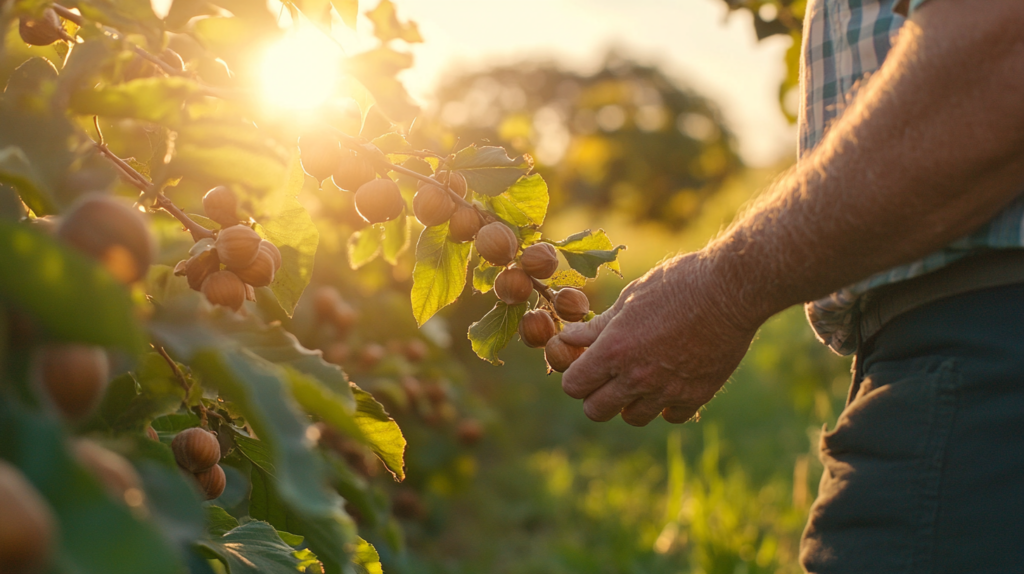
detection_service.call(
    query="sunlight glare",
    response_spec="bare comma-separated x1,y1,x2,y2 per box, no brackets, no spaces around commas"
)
260,29,341,112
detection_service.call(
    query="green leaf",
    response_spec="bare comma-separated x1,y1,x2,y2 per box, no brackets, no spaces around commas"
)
472,260,500,294
352,384,407,481
549,268,588,288
468,302,528,366
257,155,319,316
353,539,384,574
410,223,472,326
370,132,412,155
0,222,147,354
285,370,365,445
0,399,182,574
365,0,422,43
450,146,531,196
206,506,241,537
482,173,549,227
69,77,204,126
347,225,383,269
145,264,193,307
92,352,186,431
382,213,410,264
198,520,308,574
331,0,359,28
0,146,54,216
553,229,626,279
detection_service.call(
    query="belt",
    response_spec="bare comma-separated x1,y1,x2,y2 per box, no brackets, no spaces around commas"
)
858,249,1024,344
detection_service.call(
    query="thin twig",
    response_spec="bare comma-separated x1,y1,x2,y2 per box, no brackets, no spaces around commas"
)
530,276,555,303
155,345,191,395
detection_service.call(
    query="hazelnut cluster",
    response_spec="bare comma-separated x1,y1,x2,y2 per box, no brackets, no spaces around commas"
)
171,428,225,500
173,187,282,311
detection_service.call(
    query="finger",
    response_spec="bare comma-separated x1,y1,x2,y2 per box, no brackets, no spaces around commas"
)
561,338,615,400
662,405,700,424
559,310,615,348
620,397,664,427
581,378,636,422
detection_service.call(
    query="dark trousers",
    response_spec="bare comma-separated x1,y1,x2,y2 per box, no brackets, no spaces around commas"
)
799,283,1024,573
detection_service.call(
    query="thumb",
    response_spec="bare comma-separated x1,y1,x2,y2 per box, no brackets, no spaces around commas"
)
559,310,614,347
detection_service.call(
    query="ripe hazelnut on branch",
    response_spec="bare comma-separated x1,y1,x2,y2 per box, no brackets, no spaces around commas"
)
233,246,276,287
476,222,518,267
176,250,220,291
519,310,558,348
18,8,68,46
520,243,559,279
355,179,404,224
33,344,109,423
494,267,533,305
201,270,247,311
298,134,343,184
202,186,240,227
553,288,589,322
332,153,376,192
259,240,282,272
57,194,154,284
0,461,55,574
448,207,482,243
544,336,585,373
215,225,262,271
426,170,468,198
171,428,221,473
194,464,226,501
413,184,456,227
72,440,143,507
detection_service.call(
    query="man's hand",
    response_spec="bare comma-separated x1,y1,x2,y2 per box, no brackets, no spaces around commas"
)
558,252,762,426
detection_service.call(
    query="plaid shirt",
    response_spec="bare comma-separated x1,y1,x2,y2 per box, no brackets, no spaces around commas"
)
799,0,1024,355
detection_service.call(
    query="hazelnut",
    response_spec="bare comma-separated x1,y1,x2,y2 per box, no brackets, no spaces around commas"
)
520,243,559,279
57,194,154,284
201,270,246,311
448,207,482,243
519,310,558,348
475,222,518,267
544,336,585,373
194,464,226,501
0,461,55,574
413,184,456,227
33,344,109,423
233,246,276,287
18,8,67,46
403,339,429,362
553,288,589,322
494,267,533,305
456,419,484,446
355,179,404,224
359,343,386,369
176,250,220,292
215,225,262,271
312,285,342,316
322,341,350,365
298,134,342,184
72,439,143,506
202,186,239,227
426,171,467,198
332,153,376,192
259,240,282,272
171,428,221,473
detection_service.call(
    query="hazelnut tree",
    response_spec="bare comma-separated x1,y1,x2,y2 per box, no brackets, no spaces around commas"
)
0,0,623,573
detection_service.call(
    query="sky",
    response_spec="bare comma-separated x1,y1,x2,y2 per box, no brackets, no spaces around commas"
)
381,0,798,167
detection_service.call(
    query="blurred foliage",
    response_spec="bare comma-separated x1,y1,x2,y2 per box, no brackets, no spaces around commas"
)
419,54,743,229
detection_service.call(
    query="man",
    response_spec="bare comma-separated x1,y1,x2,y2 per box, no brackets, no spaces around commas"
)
557,0,1024,571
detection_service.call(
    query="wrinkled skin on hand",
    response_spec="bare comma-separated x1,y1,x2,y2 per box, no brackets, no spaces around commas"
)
559,252,762,426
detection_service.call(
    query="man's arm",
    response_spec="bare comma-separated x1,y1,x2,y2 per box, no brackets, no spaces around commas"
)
559,0,1024,426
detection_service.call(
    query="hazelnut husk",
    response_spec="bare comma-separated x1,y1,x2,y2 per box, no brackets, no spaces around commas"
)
18,8,67,46
413,184,456,227
544,336,585,373
215,225,262,271
448,207,482,243
171,428,221,473
553,288,589,322
332,153,376,192
355,179,404,224
146,426,160,441
475,222,518,266
299,134,342,184
519,310,558,348
202,186,240,227
176,249,220,291
57,194,154,284
72,439,143,506
233,246,276,287
194,464,226,501
520,243,559,279
33,344,109,423
494,267,533,305
0,461,55,574
201,270,246,311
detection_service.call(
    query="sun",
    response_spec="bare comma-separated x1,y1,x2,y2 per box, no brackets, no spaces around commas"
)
260,27,341,113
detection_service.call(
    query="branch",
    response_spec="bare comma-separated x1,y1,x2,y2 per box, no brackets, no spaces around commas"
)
530,276,555,303
155,345,191,395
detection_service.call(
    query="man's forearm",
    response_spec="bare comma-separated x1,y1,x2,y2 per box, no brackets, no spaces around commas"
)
695,0,1024,328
